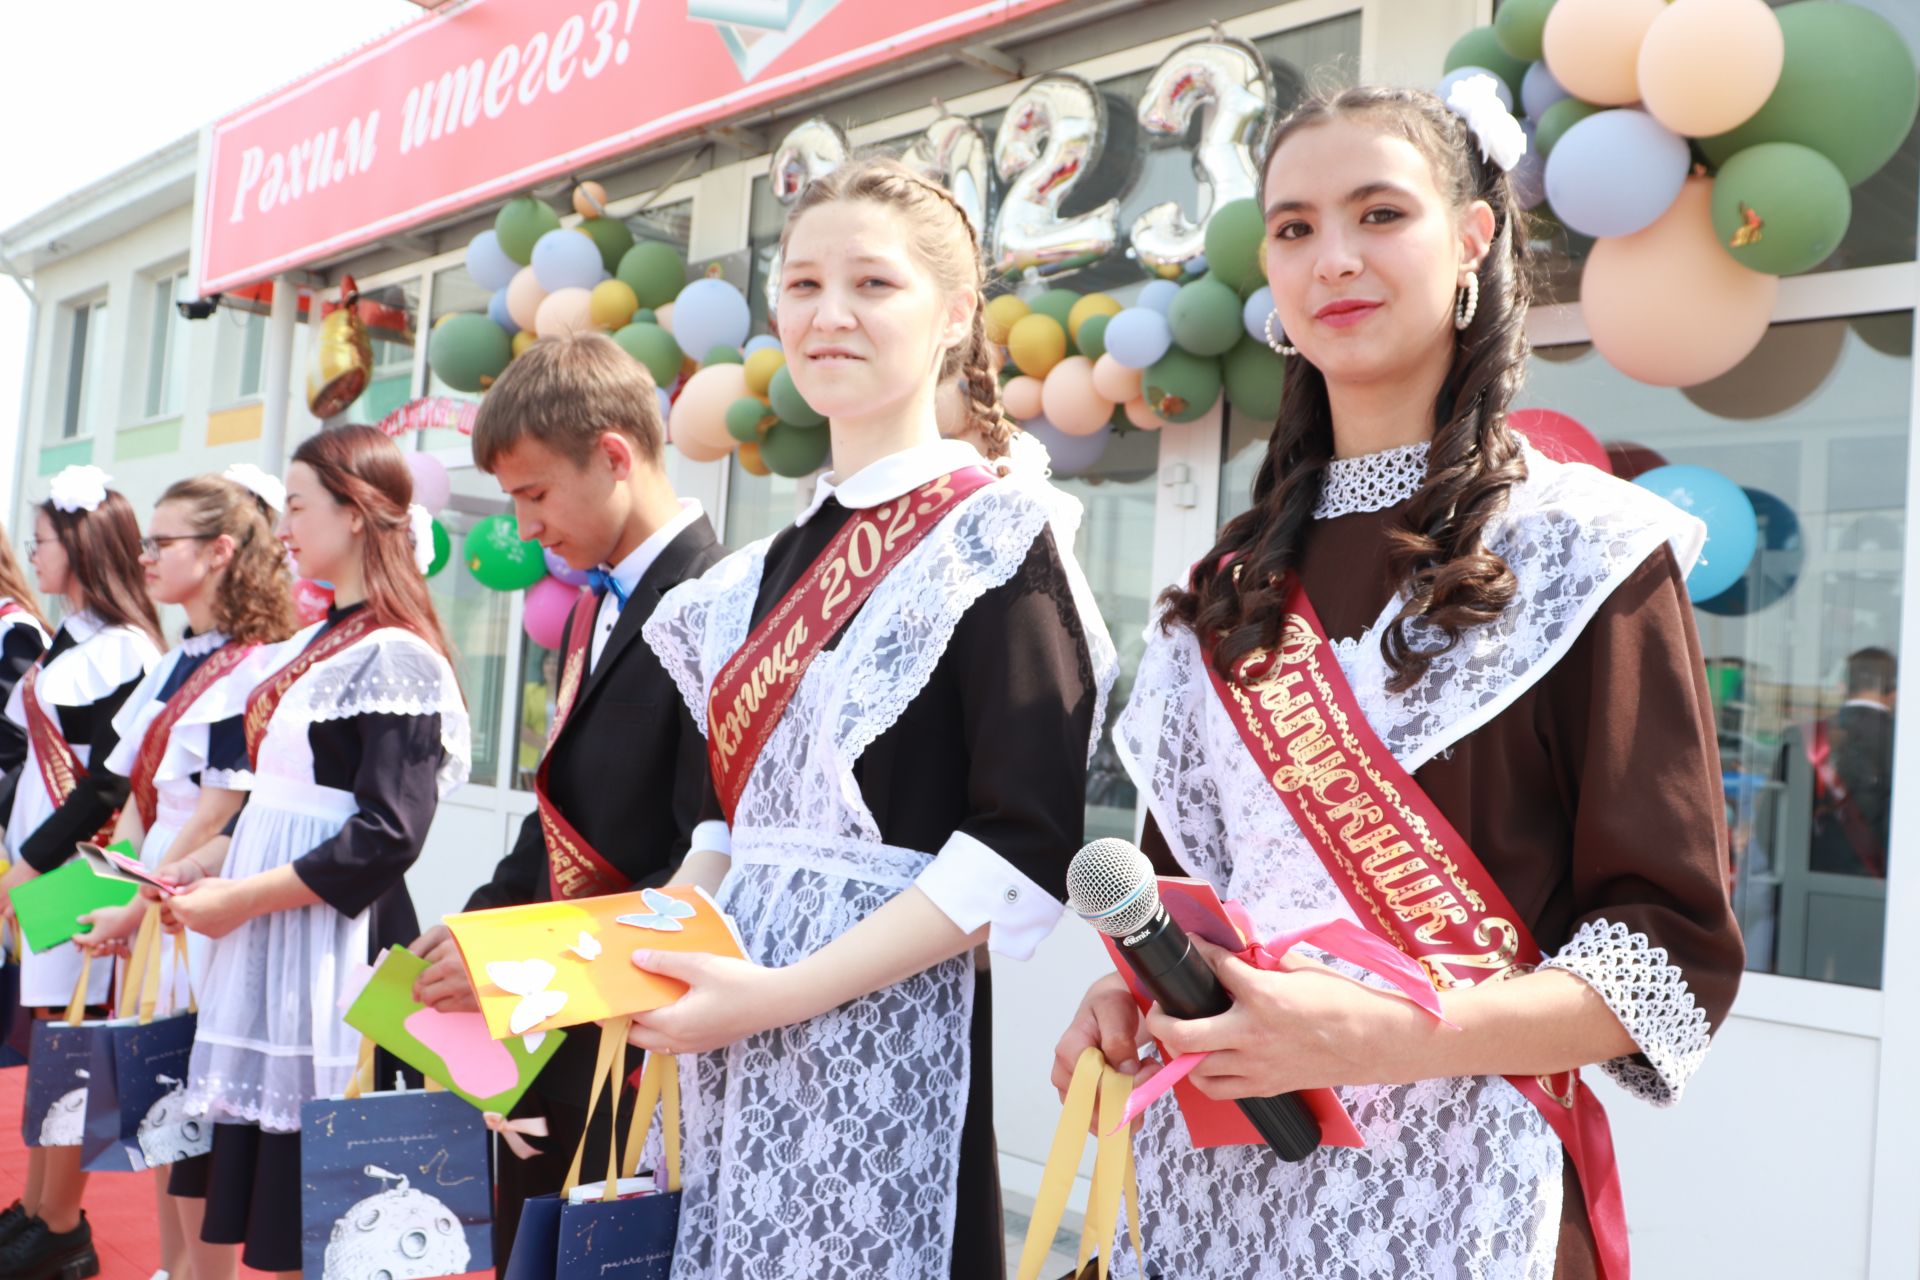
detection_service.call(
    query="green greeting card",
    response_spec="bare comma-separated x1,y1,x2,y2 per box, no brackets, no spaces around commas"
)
344,945,565,1114
13,856,140,953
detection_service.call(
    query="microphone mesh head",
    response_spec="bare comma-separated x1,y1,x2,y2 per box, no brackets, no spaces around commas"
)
1066,838,1161,938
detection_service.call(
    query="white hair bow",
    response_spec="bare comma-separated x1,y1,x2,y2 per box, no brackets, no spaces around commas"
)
407,504,436,576
1445,74,1528,173
223,463,287,513
47,465,111,514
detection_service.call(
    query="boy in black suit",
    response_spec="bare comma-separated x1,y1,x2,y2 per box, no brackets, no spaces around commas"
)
407,332,726,1264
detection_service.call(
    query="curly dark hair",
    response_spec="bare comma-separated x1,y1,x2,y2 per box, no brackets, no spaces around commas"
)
157,476,299,646
1162,84,1533,693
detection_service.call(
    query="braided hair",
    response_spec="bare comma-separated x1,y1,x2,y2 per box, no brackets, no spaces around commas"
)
777,155,1019,460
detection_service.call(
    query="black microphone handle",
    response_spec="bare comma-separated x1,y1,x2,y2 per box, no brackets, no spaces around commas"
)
1117,912,1322,1163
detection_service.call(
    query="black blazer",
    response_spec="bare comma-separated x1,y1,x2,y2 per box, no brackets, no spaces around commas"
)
467,514,725,915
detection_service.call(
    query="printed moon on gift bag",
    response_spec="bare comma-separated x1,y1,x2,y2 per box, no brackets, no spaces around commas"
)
40,1072,89,1146
323,1165,472,1280
138,1075,209,1167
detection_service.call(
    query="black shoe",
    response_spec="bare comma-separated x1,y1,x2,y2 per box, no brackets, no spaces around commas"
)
0,1213,99,1280
0,1205,29,1251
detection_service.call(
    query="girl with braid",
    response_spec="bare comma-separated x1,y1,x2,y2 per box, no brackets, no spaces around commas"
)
633,155,1116,1279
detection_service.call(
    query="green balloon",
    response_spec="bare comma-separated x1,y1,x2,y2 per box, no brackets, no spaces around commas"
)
1076,314,1110,363
612,323,684,387
1711,143,1852,277
495,197,561,266
1223,335,1286,423
578,217,635,275
703,345,744,366
617,241,688,310
760,421,832,477
1536,98,1600,160
632,308,657,324
1492,0,1554,62
1143,348,1223,424
1203,199,1265,294
1702,1,1920,186
1168,276,1244,358
726,397,770,443
428,313,512,393
768,365,826,428
1443,26,1529,103
463,514,546,591
427,518,452,577
1029,289,1080,332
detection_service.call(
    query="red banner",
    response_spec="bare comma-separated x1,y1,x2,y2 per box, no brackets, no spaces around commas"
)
195,0,1081,295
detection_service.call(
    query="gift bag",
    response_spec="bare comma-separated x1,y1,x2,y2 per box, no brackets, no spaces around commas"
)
20,952,114,1147
299,1037,495,1280
504,1018,680,1280
81,904,208,1172
1015,1047,1148,1280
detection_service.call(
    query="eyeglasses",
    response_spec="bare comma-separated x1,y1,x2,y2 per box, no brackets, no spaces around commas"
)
139,534,218,555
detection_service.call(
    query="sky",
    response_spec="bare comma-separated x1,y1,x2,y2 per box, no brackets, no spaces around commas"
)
0,0,423,494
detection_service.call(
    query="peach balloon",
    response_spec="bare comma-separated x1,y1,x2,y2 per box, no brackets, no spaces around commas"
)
534,287,596,338
1091,354,1143,404
669,362,750,462
1041,357,1113,436
1581,176,1778,387
506,267,547,332
1543,0,1665,106
655,302,676,335
1639,0,1783,137
1124,396,1168,431
1003,375,1045,422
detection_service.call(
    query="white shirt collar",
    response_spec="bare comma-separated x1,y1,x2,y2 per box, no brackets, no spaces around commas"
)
178,629,230,657
1842,698,1892,713
605,500,704,592
796,438,984,526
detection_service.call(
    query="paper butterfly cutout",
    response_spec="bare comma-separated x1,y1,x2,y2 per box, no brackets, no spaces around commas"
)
616,888,698,933
566,931,602,961
486,957,569,1035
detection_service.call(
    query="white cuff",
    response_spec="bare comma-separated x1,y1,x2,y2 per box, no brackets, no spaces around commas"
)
914,830,1064,961
690,820,732,857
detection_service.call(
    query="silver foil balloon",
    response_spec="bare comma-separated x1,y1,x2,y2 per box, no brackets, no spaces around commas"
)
903,113,993,244
1128,36,1275,277
990,74,1119,279
765,117,851,314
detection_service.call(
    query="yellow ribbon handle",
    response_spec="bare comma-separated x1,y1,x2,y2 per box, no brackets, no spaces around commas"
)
622,1053,682,1193
63,952,94,1027
1016,1048,1144,1280
136,904,167,1025
341,1034,377,1100
117,901,160,1018
561,1016,633,1197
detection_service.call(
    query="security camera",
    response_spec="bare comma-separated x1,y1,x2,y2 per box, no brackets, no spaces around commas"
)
176,294,220,321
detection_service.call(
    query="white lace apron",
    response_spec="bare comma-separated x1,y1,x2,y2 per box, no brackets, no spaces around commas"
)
183,626,469,1133
645,477,1055,1280
1112,450,1714,1279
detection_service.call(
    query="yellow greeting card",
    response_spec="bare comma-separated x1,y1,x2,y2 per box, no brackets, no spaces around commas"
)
444,886,748,1042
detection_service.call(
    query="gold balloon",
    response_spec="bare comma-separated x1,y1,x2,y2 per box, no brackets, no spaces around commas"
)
307,275,372,417
738,441,771,476
512,331,539,357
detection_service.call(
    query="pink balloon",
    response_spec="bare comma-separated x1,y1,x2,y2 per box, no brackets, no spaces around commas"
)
292,579,334,625
405,452,451,514
1543,0,1665,106
669,363,749,463
1041,356,1114,437
523,576,587,651
1124,396,1168,431
1004,375,1045,422
506,266,547,332
1638,0,1783,137
535,287,596,339
1507,409,1612,473
1091,354,1143,404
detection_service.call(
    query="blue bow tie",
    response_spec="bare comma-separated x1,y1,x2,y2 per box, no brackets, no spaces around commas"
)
585,567,629,612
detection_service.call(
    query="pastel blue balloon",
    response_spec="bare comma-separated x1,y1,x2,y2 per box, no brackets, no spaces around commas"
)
531,228,607,292
656,387,672,421
1438,66,1513,113
1103,307,1174,369
543,547,593,587
1242,287,1275,343
1697,487,1802,617
1137,279,1181,315
487,288,520,336
1185,254,1209,275
1544,109,1690,239
1025,417,1112,477
1634,465,1759,602
1520,61,1569,121
671,278,752,361
744,334,783,355
466,230,519,293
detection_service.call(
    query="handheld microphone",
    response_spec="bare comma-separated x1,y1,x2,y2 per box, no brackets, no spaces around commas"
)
1067,837,1321,1162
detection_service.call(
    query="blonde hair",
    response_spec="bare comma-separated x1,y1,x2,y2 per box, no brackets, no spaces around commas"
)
778,155,1017,460
157,476,299,645
471,332,664,473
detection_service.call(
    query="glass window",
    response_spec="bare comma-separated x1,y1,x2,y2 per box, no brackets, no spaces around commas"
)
723,469,802,549
212,306,268,406
61,298,108,439
515,635,561,792
145,271,192,420
1526,316,1909,989
428,466,516,789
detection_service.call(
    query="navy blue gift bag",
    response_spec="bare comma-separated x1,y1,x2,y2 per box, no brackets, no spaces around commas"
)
300,1037,495,1280
81,907,209,1171
22,1019,94,1148
504,1022,680,1280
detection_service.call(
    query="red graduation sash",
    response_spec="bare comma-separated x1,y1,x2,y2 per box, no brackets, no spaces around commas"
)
244,612,381,765
536,592,627,900
127,641,257,829
1202,575,1630,1280
20,662,119,846
706,465,996,822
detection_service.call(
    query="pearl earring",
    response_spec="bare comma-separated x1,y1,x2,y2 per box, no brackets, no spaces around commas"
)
1454,271,1480,332
1264,310,1297,357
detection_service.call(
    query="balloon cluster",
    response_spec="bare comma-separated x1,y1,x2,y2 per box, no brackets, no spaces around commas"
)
1444,0,1918,387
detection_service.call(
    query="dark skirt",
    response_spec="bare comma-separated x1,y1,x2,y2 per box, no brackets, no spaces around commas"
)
168,1123,304,1272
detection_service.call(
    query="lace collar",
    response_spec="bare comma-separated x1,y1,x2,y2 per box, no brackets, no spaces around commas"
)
1313,442,1430,520
177,629,229,658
